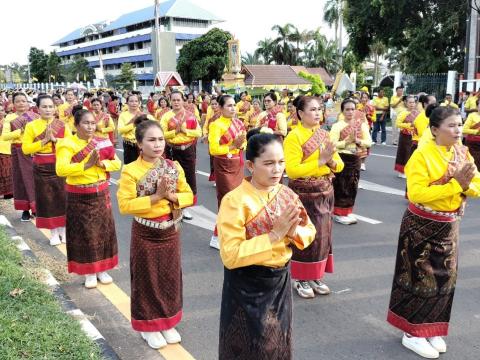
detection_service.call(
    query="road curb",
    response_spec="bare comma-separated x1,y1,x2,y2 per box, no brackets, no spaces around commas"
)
0,215,120,360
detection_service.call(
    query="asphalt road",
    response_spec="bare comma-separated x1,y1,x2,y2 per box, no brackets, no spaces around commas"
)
5,132,480,360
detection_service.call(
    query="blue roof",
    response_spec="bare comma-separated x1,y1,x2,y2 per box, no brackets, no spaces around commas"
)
136,73,155,81
52,0,222,45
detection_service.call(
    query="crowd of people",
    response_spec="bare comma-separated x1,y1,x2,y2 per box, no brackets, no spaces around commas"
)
0,85,479,359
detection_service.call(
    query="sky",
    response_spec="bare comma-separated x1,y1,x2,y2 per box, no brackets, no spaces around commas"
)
0,0,341,65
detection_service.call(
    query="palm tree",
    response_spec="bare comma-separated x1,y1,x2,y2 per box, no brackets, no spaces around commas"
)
370,40,387,85
271,23,295,64
241,52,263,65
255,38,275,64
304,31,339,74
323,0,340,46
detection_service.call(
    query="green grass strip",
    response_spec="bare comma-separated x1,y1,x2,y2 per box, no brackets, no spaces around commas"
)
0,227,103,360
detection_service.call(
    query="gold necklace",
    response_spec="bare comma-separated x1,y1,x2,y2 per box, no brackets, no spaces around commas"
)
250,180,280,220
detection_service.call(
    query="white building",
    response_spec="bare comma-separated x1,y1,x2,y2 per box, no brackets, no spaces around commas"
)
52,0,222,87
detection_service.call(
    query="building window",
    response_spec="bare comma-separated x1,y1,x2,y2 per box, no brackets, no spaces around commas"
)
129,43,135,51
144,60,153,67
173,17,208,28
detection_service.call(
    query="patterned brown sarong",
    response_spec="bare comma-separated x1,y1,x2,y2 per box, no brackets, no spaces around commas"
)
289,177,334,280
333,153,361,216
394,133,413,173
0,154,13,196
465,138,480,169
66,184,118,275
33,161,66,229
213,155,243,208
11,145,36,212
130,220,182,332
219,265,292,360
387,205,459,337
165,142,197,201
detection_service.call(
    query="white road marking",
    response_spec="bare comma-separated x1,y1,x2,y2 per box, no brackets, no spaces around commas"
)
109,178,119,185
196,170,210,177
352,214,382,224
0,215,12,227
67,309,104,340
182,205,217,231
359,180,404,197
334,288,352,294
115,148,124,153
369,153,396,159
43,269,60,287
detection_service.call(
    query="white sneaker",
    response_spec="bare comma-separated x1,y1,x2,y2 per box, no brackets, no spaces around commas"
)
183,209,193,220
97,271,113,284
294,280,315,299
309,280,331,295
381,142,387,145
161,328,181,344
334,215,355,225
360,163,366,171
59,227,66,243
347,213,358,224
397,173,407,179
212,182,216,187
402,333,439,359
141,331,167,349
49,230,61,246
427,336,447,353
209,235,220,250
85,274,98,289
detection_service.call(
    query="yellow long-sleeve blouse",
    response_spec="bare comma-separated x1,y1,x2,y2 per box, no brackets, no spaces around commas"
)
202,110,221,136
0,120,10,155
412,111,430,142
55,135,121,185
118,111,154,142
22,118,72,155
218,179,316,269
406,139,480,211
463,112,480,135
117,157,193,219
94,113,115,138
396,110,415,132
329,118,372,154
160,110,202,145
208,116,246,156
235,100,251,119
1,113,25,144
284,123,344,178
257,111,288,137
57,102,79,131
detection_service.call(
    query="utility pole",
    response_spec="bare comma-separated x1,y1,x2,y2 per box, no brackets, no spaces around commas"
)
154,0,161,74
338,0,343,68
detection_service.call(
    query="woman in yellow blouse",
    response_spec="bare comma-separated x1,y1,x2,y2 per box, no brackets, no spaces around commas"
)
218,130,316,360
117,117,193,349
284,96,344,299
208,94,246,249
235,91,251,127
184,93,200,121
155,97,170,123
56,108,121,289
0,105,13,199
286,99,300,132
387,105,480,359
462,98,480,168
246,99,262,131
412,94,436,152
91,98,115,142
394,95,419,177
330,99,372,225
257,93,288,138
118,94,153,165
202,97,221,184
58,89,78,132
1,92,38,220
160,91,202,219
22,95,71,245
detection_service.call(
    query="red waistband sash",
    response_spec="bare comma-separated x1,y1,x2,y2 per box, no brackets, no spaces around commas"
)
408,203,459,223
12,143,22,148
143,214,172,222
65,181,109,194
33,153,56,164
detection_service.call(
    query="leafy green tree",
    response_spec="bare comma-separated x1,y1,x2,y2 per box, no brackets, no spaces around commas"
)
254,38,275,64
343,0,469,72
304,30,339,74
241,52,263,65
28,47,48,82
324,0,340,46
62,56,94,82
115,63,136,90
177,28,232,84
298,71,327,95
271,23,296,64
46,52,63,82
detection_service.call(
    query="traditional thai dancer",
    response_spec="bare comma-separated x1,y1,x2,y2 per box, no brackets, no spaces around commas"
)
284,96,344,298
387,105,480,359
218,130,315,360
117,117,193,349
56,108,121,288
0,105,13,199
202,96,221,184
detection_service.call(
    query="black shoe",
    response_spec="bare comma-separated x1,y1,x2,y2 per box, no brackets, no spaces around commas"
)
21,211,31,222
3,194,13,199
